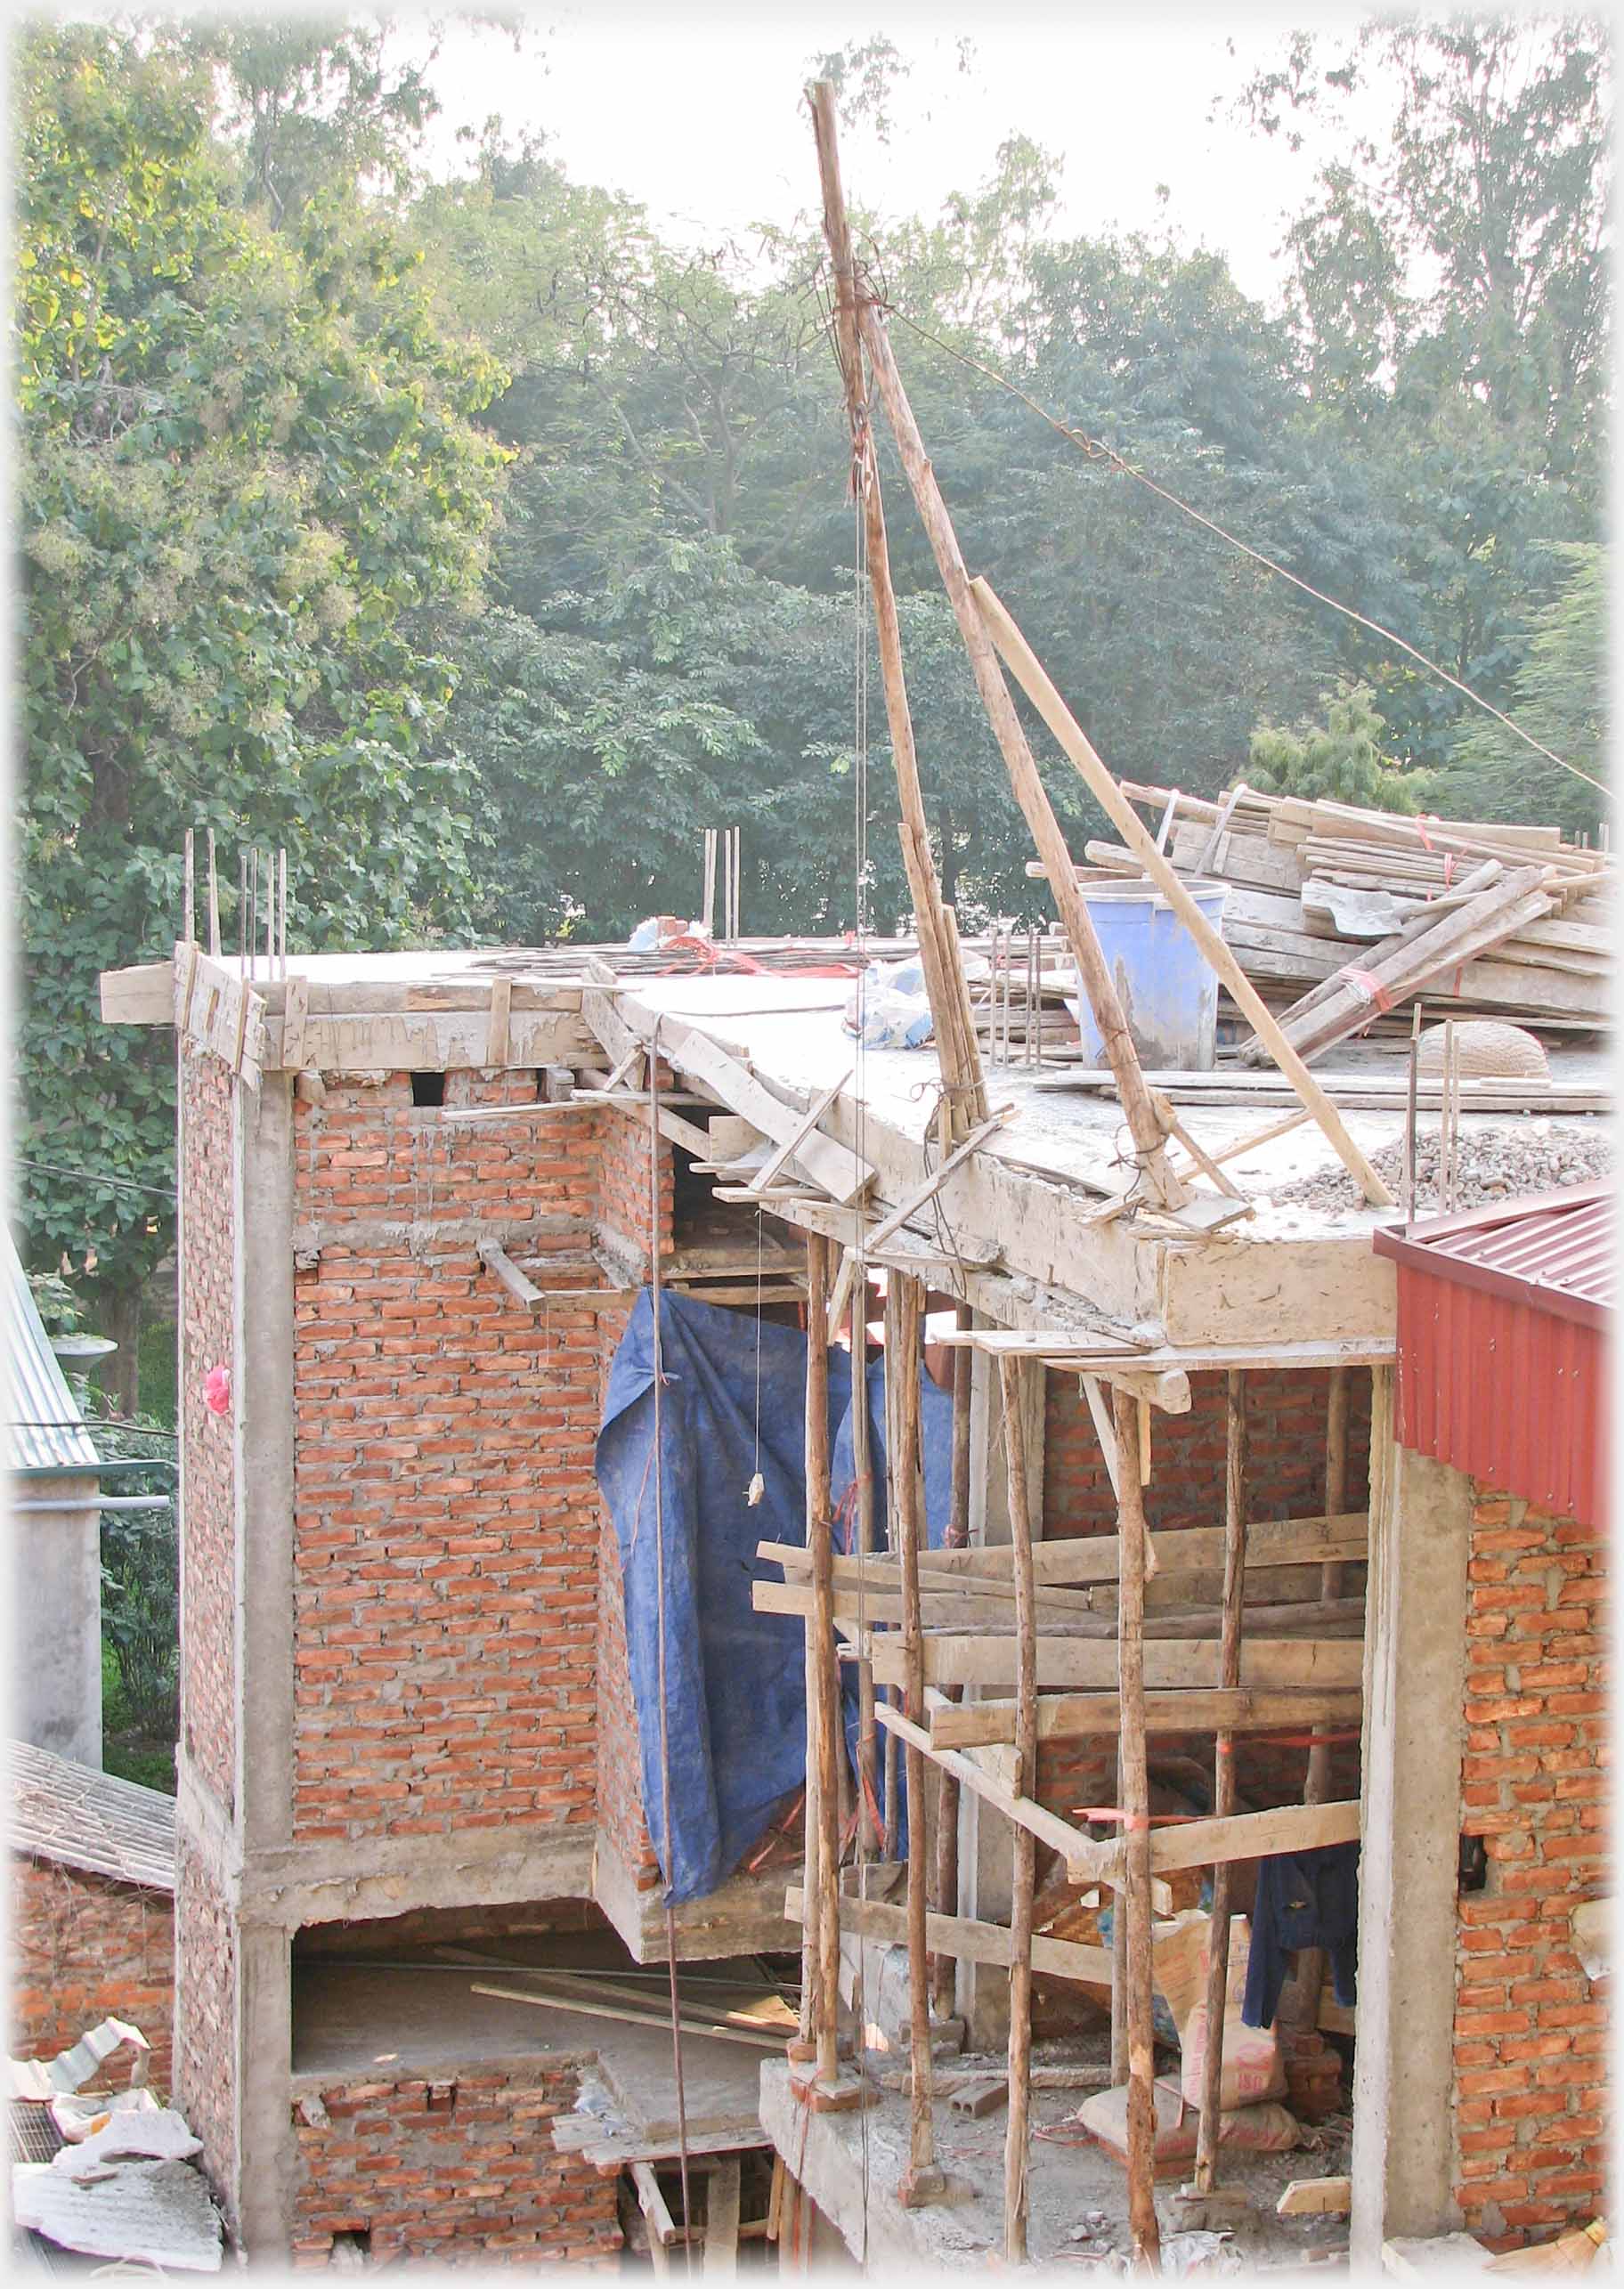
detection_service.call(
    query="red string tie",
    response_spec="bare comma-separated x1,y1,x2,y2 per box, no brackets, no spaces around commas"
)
1341,966,1393,1014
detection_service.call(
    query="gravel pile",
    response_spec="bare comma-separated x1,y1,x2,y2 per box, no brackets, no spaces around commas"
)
1275,1122,1613,1216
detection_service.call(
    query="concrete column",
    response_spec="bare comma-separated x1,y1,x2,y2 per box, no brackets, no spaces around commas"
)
12,1475,104,1765
955,1353,1045,2048
235,1920,296,2256
232,1074,296,1855
1350,1373,1473,2267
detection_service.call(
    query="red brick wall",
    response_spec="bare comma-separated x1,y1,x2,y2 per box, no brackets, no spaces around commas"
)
10,1855,175,2094
1453,1486,1607,2248
288,1074,616,1848
179,1048,238,1814
288,2062,621,2268
174,1834,239,2221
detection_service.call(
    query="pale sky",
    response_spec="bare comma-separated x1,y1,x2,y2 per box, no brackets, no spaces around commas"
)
403,4,1382,310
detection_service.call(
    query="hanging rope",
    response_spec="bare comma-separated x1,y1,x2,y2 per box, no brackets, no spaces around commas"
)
850,430,875,2265
881,300,1610,807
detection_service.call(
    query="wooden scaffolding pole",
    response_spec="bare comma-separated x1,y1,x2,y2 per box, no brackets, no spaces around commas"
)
893,1271,945,2201
849,1274,880,1856
1286,1365,1354,2036
808,79,987,1146
1112,1387,1162,2269
805,1233,843,2086
1194,1370,1249,2194
930,1301,974,2016
998,1353,1040,2263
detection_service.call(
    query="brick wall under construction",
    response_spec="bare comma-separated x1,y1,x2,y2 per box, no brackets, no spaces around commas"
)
1452,1486,1607,2248
288,1072,644,1853
288,2059,621,2269
10,1851,175,2095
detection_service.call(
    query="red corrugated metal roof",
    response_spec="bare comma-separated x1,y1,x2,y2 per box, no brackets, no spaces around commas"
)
1374,1184,1610,1525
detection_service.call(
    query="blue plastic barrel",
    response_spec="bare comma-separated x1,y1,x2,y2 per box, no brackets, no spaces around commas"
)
1068,880,1230,1071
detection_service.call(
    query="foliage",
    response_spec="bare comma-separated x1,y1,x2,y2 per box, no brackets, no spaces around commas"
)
100,1475,181,1743
1438,544,1608,839
16,22,510,1313
1246,683,1435,813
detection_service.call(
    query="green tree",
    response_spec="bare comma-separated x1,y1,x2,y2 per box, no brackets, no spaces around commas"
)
1246,683,1435,813
17,23,509,1377
1438,543,1607,838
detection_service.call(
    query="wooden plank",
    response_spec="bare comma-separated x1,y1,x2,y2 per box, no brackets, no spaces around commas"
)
784,1884,1113,1985
760,1511,1369,1589
260,1009,588,1072
1194,1368,1247,2195
646,1020,876,1205
972,576,1394,1209
1146,1798,1360,1875
931,1685,1363,1748
1276,2176,1352,2218
486,975,513,1067
744,1067,854,1198
702,2157,741,2274
282,977,310,1071
101,960,176,1025
469,1983,785,2050
866,1636,1364,1692
865,1107,1016,1253
477,1241,544,1310
873,1701,1114,1879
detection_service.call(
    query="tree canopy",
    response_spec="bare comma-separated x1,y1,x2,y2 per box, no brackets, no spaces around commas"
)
14,13,1611,1360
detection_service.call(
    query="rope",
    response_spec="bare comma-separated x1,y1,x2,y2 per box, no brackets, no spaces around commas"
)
646,1020,694,2272
882,302,1611,807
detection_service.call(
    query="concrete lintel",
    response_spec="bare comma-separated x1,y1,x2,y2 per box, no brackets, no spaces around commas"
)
288,1210,591,1262
1351,1386,1472,2265
234,1822,595,1931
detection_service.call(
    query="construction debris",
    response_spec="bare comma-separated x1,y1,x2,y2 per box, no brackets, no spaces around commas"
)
9,2017,150,2103
1274,1122,1612,1216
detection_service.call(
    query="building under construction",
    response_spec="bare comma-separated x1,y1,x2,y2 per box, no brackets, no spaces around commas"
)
68,83,1610,2279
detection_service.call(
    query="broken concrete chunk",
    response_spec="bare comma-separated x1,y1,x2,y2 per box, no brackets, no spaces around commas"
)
12,2157,223,2271
1571,1897,1610,1983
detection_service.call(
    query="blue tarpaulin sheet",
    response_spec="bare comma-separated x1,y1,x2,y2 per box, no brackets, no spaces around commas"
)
596,1288,952,1902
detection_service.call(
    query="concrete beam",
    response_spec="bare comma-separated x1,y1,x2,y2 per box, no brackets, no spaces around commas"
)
1351,1378,1472,2265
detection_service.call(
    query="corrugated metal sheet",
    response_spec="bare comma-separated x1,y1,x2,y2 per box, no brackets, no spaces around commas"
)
1375,1185,1608,1525
9,1738,175,1892
5,1238,100,1478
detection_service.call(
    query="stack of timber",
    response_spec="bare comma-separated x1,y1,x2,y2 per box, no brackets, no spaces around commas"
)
1051,783,1611,1041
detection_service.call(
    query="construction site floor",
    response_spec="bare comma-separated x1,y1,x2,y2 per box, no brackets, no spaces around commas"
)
759,2055,1352,2272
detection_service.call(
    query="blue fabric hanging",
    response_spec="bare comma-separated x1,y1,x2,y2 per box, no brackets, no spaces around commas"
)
596,1288,952,1902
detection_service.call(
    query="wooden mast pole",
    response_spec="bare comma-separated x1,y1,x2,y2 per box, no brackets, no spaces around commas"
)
894,1270,945,2201
998,1353,1041,2262
808,77,987,1144
849,296,1184,1208
1112,1387,1162,2269
1193,1370,1249,2194
849,1277,880,1856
